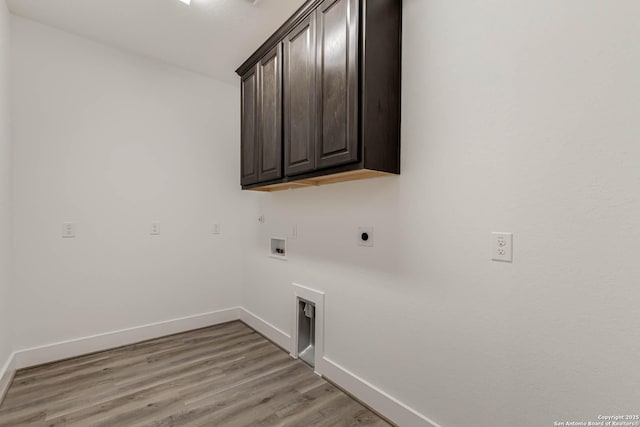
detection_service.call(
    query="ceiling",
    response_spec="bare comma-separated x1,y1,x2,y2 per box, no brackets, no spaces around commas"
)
7,0,305,84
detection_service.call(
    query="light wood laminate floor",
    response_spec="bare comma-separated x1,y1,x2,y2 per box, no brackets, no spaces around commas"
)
0,321,392,427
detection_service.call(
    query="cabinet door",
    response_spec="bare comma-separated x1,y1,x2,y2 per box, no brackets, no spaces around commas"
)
315,0,359,169
284,12,317,176
257,45,283,182
240,66,259,185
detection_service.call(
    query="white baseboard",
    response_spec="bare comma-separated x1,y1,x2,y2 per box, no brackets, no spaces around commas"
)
13,307,242,369
237,307,439,427
321,357,441,427
0,352,16,405
238,307,292,353
4,306,440,427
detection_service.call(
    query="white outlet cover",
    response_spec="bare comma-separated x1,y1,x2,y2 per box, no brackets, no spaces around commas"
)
358,227,374,247
62,222,76,238
290,224,297,240
492,232,513,262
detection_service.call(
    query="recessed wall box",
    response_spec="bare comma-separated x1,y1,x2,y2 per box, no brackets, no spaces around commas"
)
269,237,287,260
297,298,315,367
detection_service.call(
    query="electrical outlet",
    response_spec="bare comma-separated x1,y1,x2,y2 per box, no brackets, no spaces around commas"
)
62,222,76,238
213,223,221,235
358,227,374,247
290,224,297,240
492,232,513,262
150,221,160,236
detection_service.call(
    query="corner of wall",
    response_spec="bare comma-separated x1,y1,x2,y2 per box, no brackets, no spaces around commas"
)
0,352,15,405
0,0,16,405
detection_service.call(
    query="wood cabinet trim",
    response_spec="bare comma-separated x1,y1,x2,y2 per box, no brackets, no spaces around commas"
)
246,169,394,192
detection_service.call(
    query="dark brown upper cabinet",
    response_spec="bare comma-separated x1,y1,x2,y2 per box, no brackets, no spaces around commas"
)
283,11,317,176
240,66,258,186
257,45,283,182
240,48,282,185
315,0,359,170
237,0,402,191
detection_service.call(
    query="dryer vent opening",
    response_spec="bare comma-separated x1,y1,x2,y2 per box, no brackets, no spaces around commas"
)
297,299,316,367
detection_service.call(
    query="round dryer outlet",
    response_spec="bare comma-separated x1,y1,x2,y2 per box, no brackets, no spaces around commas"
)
358,227,374,247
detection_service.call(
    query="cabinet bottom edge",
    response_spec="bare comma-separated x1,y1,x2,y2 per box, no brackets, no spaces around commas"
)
243,169,398,192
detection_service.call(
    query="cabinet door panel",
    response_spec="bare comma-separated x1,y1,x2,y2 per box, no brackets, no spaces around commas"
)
316,0,358,169
240,66,259,185
284,12,316,176
258,45,283,182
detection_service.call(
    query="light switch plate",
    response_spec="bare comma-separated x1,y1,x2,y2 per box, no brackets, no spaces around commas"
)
150,221,160,236
492,232,513,262
62,222,76,238
213,223,221,235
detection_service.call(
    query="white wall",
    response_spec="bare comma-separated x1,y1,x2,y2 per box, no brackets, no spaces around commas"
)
244,1,640,426
0,0,12,370
10,16,251,350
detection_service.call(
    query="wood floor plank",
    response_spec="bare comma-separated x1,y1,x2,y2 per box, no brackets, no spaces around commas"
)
56,350,291,426
0,321,393,427
12,325,255,395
